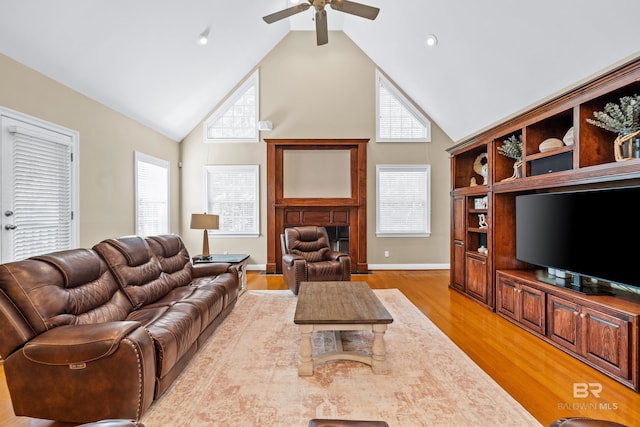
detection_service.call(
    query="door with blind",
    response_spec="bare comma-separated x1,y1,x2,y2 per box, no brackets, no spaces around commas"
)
0,108,79,262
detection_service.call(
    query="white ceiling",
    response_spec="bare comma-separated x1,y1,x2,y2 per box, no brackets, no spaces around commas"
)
1,0,639,143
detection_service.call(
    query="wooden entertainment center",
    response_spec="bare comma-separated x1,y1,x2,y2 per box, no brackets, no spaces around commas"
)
447,57,640,391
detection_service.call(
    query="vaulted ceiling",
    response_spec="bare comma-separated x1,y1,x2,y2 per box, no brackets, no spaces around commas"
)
1,1,639,143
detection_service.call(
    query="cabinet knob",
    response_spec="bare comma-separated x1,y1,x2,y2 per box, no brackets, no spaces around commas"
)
573,311,579,316
580,313,586,319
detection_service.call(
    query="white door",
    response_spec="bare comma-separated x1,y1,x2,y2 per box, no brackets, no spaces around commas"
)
0,108,79,263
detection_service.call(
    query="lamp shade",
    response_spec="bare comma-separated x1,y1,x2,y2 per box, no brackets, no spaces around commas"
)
190,213,219,230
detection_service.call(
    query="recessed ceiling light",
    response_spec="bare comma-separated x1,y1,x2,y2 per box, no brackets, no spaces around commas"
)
425,34,438,47
198,27,210,46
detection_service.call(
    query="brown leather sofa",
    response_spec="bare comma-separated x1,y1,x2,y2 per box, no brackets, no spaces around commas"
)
548,418,628,427
0,234,239,424
308,420,389,427
281,226,351,295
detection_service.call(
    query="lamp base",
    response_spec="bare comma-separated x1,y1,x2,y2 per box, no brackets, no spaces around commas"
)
202,229,211,258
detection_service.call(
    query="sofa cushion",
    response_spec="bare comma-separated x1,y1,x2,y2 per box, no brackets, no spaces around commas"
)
35,249,103,288
146,235,192,288
94,237,170,309
0,249,132,334
126,302,202,378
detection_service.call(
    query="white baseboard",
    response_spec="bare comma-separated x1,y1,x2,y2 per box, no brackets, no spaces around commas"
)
366,263,450,271
245,263,450,272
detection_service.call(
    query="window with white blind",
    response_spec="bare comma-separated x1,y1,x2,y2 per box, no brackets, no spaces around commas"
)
0,108,79,262
376,69,431,142
204,70,259,143
204,165,259,237
376,164,431,237
135,152,170,236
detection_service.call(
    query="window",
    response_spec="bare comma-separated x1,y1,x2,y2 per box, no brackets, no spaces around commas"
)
376,69,431,142
135,152,170,236
0,108,79,262
204,69,259,143
205,165,259,237
376,165,431,237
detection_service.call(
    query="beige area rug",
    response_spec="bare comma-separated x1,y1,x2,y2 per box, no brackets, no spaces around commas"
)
141,289,541,426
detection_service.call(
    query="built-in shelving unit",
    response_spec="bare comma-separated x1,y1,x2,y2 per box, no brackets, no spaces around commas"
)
447,57,640,390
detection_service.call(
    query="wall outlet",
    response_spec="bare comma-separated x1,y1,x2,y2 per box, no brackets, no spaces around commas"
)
384,250,390,258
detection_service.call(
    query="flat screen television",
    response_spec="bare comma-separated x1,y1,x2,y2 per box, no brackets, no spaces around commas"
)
515,186,640,295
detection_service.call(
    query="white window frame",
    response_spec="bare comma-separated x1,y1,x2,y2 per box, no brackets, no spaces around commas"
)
375,69,431,143
204,69,260,143
204,164,259,237
376,164,431,237
134,151,170,237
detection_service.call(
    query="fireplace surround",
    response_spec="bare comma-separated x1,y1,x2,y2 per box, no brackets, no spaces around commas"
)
265,139,369,273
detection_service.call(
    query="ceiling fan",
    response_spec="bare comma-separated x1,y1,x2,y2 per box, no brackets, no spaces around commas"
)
263,0,380,46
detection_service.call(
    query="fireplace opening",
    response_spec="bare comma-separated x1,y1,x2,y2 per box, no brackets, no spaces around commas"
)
325,226,349,254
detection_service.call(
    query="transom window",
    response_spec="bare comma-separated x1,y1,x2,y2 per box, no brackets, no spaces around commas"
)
204,70,259,143
376,69,431,142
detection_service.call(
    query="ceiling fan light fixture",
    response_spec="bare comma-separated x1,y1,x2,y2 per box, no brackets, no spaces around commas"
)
425,34,438,47
198,27,210,46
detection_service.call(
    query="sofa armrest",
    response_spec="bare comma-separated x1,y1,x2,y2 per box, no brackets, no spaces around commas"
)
282,253,305,266
23,321,141,365
327,251,349,261
192,262,233,278
5,322,156,423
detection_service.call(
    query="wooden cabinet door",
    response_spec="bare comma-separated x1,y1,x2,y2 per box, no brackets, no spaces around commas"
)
452,196,465,241
547,294,579,353
465,254,488,305
519,284,545,335
496,274,518,321
451,240,465,291
580,306,630,381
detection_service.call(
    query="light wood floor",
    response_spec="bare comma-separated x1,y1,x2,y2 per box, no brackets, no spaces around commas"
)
1,270,637,426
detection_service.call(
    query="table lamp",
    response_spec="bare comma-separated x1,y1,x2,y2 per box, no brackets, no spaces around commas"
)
190,213,219,258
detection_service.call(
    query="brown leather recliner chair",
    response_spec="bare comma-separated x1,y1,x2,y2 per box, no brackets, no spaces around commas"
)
281,226,351,295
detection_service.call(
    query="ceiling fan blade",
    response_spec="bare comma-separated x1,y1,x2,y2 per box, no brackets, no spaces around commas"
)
329,0,379,20
263,2,311,24
315,9,328,45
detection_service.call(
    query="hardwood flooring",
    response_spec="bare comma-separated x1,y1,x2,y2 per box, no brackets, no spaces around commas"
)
1,270,637,426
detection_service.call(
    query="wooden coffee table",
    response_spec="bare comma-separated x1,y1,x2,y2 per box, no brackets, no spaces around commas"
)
294,281,393,376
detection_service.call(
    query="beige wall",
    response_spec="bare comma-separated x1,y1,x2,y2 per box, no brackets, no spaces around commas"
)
1,31,452,266
180,32,453,267
0,54,181,247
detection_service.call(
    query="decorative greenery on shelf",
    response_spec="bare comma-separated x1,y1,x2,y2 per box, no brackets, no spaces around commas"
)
586,94,640,135
497,134,522,162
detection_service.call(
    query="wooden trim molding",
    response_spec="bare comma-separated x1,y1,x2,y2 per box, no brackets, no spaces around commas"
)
265,139,369,273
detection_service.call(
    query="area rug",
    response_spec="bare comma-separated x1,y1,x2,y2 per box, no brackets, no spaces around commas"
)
141,289,541,426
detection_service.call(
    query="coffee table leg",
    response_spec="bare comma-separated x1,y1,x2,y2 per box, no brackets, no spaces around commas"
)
371,324,388,374
298,325,314,376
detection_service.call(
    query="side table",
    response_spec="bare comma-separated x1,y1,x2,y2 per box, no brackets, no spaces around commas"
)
193,254,250,293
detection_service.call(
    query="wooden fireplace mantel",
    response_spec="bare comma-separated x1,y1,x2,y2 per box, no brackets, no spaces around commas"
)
265,138,369,273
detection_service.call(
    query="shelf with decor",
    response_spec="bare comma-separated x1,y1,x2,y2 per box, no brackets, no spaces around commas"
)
447,56,640,390
449,141,493,308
